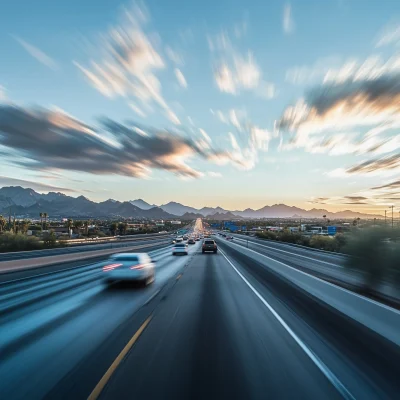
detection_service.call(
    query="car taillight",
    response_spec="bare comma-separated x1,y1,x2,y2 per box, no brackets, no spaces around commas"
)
102,263,122,271
130,264,145,270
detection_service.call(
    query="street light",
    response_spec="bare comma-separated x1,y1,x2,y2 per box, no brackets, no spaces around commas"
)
389,205,394,228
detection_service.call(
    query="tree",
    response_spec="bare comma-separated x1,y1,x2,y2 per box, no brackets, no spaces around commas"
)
110,222,118,236
39,213,44,230
83,220,90,236
73,220,83,234
43,213,48,229
118,222,126,235
65,219,73,238
0,215,6,232
344,228,391,294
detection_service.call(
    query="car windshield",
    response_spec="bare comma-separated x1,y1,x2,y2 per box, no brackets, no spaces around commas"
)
111,255,139,262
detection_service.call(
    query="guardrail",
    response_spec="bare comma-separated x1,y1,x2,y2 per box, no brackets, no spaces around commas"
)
0,233,173,262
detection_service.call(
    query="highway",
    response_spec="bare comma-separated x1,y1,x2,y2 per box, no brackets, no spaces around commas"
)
0,234,171,262
0,223,399,399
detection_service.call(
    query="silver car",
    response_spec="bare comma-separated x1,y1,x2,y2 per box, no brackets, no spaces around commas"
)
103,253,155,286
172,243,188,255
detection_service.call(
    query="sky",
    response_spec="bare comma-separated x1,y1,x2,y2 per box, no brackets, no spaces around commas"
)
1,0,400,212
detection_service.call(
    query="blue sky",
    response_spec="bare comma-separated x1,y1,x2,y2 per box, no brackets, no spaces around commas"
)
1,0,400,212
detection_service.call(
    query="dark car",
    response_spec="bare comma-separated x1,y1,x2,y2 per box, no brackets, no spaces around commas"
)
188,238,195,244
202,239,217,253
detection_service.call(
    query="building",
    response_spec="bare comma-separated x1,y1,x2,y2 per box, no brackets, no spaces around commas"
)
170,220,182,225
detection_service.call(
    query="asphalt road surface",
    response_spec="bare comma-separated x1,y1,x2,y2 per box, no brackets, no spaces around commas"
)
0,237,399,400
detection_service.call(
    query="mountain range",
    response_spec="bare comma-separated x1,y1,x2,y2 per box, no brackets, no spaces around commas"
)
0,186,383,220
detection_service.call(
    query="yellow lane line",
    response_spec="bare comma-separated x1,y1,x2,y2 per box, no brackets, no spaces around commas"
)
88,316,152,400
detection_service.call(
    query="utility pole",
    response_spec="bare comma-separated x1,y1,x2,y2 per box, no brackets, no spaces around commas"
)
389,205,394,228
385,210,387,225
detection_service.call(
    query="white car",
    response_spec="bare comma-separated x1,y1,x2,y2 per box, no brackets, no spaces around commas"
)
103,253,155,286
172,243,188,255
175,236,183,243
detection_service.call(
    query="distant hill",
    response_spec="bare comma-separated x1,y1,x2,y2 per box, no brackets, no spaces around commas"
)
0,186,384,220
129,199,156,210
160,201,198,216
208,212,244,221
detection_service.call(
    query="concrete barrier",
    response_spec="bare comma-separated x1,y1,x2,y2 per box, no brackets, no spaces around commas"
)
0,240,170,274
224,240,400,346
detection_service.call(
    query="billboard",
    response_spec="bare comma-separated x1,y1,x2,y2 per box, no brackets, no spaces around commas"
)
327,226,337,236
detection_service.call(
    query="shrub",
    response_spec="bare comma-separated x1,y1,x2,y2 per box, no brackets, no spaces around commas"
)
310,235,337,251
0,232,42,252
343,228,393,293
43,230,57,247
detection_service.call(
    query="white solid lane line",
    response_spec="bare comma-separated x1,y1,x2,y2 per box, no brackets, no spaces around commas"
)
225,239,400,314
233,237,342,268
219,248,356,400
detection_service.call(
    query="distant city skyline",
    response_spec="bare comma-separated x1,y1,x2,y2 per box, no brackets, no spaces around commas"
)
1,0,400,213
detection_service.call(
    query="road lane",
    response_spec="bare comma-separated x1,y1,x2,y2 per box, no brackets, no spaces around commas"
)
98,250,343,400
0,241,199,400
1,235,399,399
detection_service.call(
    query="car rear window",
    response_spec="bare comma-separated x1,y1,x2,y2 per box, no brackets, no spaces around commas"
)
205,240,215,245
175,244,185,247
111,255,139,261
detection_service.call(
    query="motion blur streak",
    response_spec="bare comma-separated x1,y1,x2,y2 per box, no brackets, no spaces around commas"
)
0,226,399,399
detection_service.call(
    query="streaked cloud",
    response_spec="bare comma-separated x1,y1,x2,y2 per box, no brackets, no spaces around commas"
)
0,176,76,193
165,46,184,65
0,86,6,102
174,68,187,88
165,109,181,125
13,36,58,70
283,4,295,34
214,52,261,94
375,22,400,48
207,171,222,178
129,102,146,117
75,4,179,126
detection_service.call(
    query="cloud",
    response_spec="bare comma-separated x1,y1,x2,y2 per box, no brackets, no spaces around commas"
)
214,52,261,94
346,154,400,175
285,56,343,85
214,64,236,93
1,104,267,180
174,68,187,88
14,37,57,70
372,180,400,190
129,102,146,117
0,176,76,193
375,22,400,48
283,4,294,34
0,86,6,102
207,171,222,178
75,4,179,126
277,54,400,159
165,109,181,125
229,109,241,130
0,104,222,179
165,46,184,65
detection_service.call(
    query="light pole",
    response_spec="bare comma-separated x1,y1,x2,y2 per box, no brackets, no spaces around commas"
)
389,205,394,228
385,210,387,225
